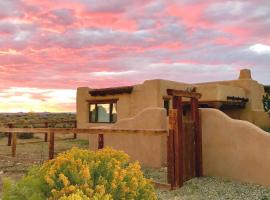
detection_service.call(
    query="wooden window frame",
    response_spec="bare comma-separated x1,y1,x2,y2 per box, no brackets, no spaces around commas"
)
88,99,118,123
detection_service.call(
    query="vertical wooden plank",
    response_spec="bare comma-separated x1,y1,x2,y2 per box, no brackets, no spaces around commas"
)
175,96,184,187
7,124,12,146
191,98,203,177
167,130,175,188
44,122,48,142
167,133,171,184
49,131,55,159
11,132,16,157
73,121,77,139
168,109,177,189
98,134,104,149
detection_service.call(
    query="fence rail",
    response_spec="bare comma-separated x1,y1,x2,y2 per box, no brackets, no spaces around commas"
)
0,127,168,159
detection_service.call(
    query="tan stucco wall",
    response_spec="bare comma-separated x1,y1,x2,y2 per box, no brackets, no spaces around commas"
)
252,110,270,128
89,108,168,168
201,108,270,187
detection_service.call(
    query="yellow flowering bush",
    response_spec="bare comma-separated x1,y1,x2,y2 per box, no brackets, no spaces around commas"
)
3,147,157,200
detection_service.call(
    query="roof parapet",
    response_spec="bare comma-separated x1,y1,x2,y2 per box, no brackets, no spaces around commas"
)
239,69,252,80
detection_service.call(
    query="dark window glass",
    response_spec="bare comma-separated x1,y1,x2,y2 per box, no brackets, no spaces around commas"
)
164,99,170,116
89,102,117,123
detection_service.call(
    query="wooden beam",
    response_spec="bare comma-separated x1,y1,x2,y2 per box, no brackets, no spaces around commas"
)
73,121,77,139
191,98,203,177
44,122,48,142
7,124,12,146
11,132,17,157
87,98,119,104
0,127,167,136
167,89,202,99
49,131,55,159
98,134,104,149
89,86,133,96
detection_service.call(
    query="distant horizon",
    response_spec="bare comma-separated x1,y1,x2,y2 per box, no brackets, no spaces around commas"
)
0,0,269,112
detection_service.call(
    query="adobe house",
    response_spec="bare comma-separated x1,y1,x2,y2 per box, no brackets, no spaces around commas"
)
76,69,270,187
77,69,269,130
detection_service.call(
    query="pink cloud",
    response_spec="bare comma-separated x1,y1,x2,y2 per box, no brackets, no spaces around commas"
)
0,0,269,112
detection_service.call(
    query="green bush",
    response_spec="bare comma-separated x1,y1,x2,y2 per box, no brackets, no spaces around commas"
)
3,147,157,200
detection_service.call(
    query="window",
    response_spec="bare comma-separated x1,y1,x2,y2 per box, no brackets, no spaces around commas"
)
164,99,170,116
89,102,117,123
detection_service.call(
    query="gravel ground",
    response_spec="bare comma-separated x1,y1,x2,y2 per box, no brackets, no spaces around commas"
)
1,143,270,200
156,177,270,200
142,168,270,200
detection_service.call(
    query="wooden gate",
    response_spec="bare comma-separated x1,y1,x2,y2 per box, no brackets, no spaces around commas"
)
167,89,202,189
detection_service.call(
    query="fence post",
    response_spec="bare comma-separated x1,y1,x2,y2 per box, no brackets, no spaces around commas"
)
191,98,203,177
98,134,104,149
44,122,48,142
11,132,17,157
73,121,77,139
49,131,54,159
7,124,13,146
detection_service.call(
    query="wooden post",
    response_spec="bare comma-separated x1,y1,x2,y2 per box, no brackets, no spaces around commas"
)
73,121,77,139
98,134,104,149
49,131,55,159
168,109,177,188
11,132,17,157
191,98,203,177
44,122,48,142
173,96,184,187
7,124,12,146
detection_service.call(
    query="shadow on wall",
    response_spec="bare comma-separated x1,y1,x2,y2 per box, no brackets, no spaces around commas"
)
201,108,270,187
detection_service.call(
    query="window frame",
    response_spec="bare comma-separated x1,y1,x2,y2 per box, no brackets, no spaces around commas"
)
88,99,118,123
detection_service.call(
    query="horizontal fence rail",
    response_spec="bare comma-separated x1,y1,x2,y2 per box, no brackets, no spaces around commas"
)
0,127,168,159
0,127,167,135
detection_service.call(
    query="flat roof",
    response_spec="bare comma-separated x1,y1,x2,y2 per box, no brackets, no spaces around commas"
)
89,86,133,96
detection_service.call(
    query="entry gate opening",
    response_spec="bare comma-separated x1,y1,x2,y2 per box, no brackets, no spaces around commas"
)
167,89,203,189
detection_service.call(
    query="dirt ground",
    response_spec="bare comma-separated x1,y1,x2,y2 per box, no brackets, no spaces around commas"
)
0,134,89,197
1,136,270,200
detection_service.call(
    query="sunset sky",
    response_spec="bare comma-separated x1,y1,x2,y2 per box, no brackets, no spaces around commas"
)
0,0,270,112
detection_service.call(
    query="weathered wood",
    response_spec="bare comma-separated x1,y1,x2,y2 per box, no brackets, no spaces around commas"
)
98,134,104,149
44,122,48,142
89,86,133,96
73,121,77,139
169,109,177,130
11,132,17,157
191,98,203,177
7,124,12,146
175,96,184,187
49,131,55,159
167,89,202,99
167,130,174,186
0,127,167,136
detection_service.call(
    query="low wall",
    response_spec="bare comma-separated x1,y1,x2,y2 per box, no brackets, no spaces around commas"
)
201,108,270,187
89,107,168,168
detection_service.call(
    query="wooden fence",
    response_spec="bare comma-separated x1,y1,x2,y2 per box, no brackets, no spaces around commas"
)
0,127,167,159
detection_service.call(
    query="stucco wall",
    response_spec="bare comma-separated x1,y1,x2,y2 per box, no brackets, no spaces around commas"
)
201,108,270,187
89,108,168,168
252,110,270,128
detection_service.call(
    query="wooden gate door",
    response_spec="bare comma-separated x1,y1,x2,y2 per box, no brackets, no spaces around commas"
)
167,89,202,189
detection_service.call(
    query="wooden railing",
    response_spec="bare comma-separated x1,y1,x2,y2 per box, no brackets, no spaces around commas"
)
0,127,167,159
2,120,77,146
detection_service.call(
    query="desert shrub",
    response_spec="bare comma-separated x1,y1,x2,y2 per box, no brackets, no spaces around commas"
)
3,147,157,200
18,132,34,139
263,93,270,116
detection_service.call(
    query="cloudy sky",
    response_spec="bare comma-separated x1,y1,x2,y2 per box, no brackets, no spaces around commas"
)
0,0,269,112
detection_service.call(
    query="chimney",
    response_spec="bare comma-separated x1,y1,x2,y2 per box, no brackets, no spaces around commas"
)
239,69,252,80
